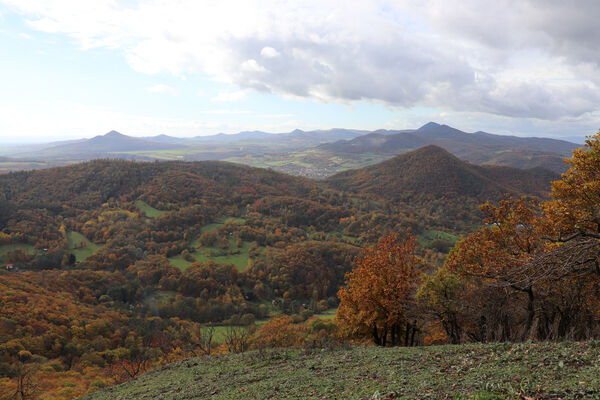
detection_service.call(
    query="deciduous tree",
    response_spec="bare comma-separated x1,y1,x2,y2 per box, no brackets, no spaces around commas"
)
336,232,423,346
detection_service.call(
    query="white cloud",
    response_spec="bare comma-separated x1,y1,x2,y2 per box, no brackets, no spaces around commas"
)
2,0,599,123
260,46,280,58
146,84,178,95
211,91,247,102
241,59,267,73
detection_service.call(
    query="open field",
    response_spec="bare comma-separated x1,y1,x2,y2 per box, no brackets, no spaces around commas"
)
194,240,254,271
67,231,102,261
135,200,166,218
0,243,37,262
82,341,600,399
313,308,337,320
169,218,258,271
417,229,459,246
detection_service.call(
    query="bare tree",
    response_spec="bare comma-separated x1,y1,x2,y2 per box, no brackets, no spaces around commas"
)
190,325,215,356
11,361,38,400
223,326,251,353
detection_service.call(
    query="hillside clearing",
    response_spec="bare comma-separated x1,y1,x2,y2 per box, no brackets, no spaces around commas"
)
135,200,166,218
81,342,600,399
67,231,102,261
0,244,37,261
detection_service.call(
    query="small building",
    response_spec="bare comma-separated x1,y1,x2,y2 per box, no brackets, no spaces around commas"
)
5,264,14,271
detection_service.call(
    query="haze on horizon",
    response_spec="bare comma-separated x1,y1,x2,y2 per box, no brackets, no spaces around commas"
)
0,0,599,143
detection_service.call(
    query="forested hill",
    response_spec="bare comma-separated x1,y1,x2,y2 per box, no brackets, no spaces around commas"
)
0,158,317,210
0,149,557,235
0,150,562,398
325,145,557,229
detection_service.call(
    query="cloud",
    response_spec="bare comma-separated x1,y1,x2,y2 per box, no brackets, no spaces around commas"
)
146,84,178,95
261,46,280,58
211,91,247,102
2,0,599,122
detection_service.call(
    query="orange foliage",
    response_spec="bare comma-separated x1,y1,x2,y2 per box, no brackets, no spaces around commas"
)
337,232,423,346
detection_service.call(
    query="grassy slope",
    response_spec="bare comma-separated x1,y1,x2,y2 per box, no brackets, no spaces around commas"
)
169,218,258,272
416,229,459,246
194,240,253,271
313,310,337,321
135,200,166,218
0,243,37,259
81,342,600,400
67,231,102,261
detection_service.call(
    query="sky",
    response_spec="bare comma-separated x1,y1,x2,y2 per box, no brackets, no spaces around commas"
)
0,0,599,143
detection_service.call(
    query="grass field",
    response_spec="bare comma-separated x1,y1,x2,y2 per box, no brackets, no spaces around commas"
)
135,200,166,218
194,240,254,271
313,308,337,320
67,231,102,261
170,218,257,271
0,243,37,262
417,229,459,246
167,254,192,271
82,341,600,399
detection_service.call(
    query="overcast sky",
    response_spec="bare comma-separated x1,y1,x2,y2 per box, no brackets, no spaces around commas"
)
1,0,599,142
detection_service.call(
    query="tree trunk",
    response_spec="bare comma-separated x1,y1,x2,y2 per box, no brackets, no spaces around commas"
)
372,324,381,346
524,287,535,340
410,320,417,346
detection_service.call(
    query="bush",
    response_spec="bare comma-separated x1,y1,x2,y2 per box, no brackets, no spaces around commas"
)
239,313,255,326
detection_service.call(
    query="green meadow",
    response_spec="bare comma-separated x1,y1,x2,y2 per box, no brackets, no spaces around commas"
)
67,231,102,261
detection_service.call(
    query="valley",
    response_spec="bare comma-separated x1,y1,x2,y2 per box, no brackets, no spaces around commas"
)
0,134,596,400
0,123,579,178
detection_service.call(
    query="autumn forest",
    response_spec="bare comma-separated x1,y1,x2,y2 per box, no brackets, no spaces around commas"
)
0,135,599,399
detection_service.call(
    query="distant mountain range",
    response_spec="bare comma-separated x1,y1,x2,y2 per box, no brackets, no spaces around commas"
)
140,128,370,146
320,122,578,173
27,130,185,158
0,123,581,176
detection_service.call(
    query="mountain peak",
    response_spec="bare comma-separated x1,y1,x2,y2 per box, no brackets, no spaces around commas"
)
291,129,305,134
104,130,125,138
418,122,442,130
413,144,451,155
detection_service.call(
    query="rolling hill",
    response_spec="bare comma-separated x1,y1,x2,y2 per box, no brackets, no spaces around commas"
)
81,342,600,400
326,145,557,229
0,150,564,399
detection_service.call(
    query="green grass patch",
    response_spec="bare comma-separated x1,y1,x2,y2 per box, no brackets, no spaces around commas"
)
67,231,102,261
194,240,253,271
135,200,166,218
182,219,258,271
82,341,600,400
0,244,37,262
168,254,193,271
199,222,223,235
313,308,337,320
417,229,459,246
